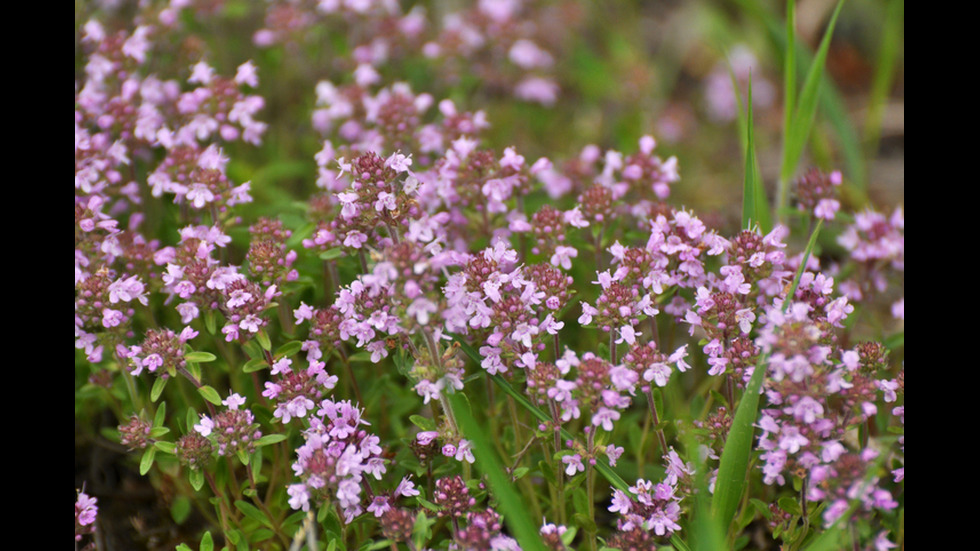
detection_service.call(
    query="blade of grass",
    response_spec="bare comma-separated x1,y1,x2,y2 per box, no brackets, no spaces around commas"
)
735,0,866,205
677,421,725,551
449,335,631,494
777,0,845,218
710,220,823,534
446,390,547,551
783,0,796,141
738,74,771,232
863,0,904,156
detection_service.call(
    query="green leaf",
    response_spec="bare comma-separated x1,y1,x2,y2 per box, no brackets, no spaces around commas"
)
154,441,176,455
446,391,548,551
243,340,264,360
198,385,223,406
235,500,274,528
237,449,250,466
319,248,344,261
150,377,168,402
176,545,193,551
681,427,723,551
737,0,866,206
347,351,371,363
140,447,156,475
561,526,578,546
275,340,303,359
783,220,823,308
751,498,772,520
779,0,846,188
150,426,171,438
409,415,436,431
256,330,272,351
739,74,771,233
864,0,904,156
154,401,167,427
185,351,217,363
185,361,201,383
255,434,288,447
778,497,802,516
243,358,268,373
204,310,217,335
413,510,434,550
189,467,205,491
171,496,192,524
783,0,797,148
199,531,214,551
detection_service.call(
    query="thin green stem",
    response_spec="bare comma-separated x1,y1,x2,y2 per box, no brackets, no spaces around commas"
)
645,388,669,455
586,429,597,551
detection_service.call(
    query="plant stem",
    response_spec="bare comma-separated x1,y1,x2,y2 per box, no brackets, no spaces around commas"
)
645,388,669,455
586,429,597,551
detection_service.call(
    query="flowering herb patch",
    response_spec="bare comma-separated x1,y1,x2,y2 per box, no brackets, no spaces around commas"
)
75,1,903,550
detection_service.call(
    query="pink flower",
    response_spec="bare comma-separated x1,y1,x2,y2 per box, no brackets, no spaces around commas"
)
343,231,368,249
194,415,214,437
294,302,314,324
234,61,259,87
222,393,246,410
562,454,585,476
75,491,99,526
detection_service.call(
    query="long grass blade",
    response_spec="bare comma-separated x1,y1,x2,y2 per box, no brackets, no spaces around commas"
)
864,0,904,156
735,0,866,203
710,220,823,533
779,0,845,193
446,390,548,551
740,75,771,232
777,0,796,218
678,427,725,551
783,0,796,136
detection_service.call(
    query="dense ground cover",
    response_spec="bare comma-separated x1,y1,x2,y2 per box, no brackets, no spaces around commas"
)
75,1,904,550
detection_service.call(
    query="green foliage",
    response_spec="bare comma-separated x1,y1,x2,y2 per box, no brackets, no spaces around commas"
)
447,391,548,551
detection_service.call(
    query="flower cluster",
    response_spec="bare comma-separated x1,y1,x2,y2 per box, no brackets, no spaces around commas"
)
755,309,901,526
608,472,685,538
193,393,263,458
286,399,386,521
128,326,197,377
837,207,905,319
794,168,843,220
74,488,99,547
262,355,340,424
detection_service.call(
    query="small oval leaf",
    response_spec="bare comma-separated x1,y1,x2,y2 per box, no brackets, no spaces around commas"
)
256,434,288,447
189,468,205,491
150,377,168,402
198,385,223,406
185,351,217,363
155,441,176,455
140,447,156,475
243,358,268,373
